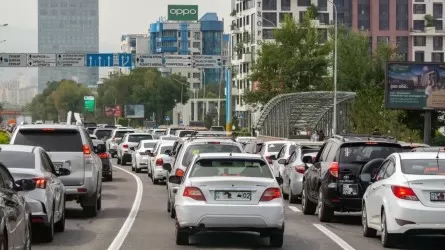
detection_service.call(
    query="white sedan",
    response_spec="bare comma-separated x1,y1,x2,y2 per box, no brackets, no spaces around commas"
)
148,140,174,184
362,152,445,248
165,153,285,246
130,140,158,173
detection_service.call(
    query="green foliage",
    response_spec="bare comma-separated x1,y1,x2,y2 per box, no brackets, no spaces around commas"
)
245,13,332,105
307,4,318,19
431,134,445,146
0,131,10,144
425,14,434,27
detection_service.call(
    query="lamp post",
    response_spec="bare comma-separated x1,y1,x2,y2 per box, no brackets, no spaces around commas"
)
170,77,188,125
327,0,338,136
202,70,206,120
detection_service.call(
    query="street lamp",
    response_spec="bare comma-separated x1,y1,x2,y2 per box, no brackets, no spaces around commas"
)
327,0,338,135
202,70,206,119
170,77,188,124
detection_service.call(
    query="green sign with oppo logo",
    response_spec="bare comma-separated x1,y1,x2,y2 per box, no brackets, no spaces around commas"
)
168,5,198,21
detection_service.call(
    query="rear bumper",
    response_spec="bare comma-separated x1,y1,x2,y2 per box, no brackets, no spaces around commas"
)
25,197,50,225
323,183,362,211
153,168,168,180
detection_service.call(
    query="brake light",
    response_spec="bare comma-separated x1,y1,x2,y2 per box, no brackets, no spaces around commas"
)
329,162,339,178
98,152,109,159
123,144,128,149
183,186,206,201
155,158,164,166
366,141,378,145
260,187,281,201
83,144,91,155
207,142,220,144
175,169,185,177
391,186,419,201
41,128,55,132
33,178,46,189
295,165,306,174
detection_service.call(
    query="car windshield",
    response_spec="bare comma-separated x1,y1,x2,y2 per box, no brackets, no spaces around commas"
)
154,131,166,135
402,159,445,175
182,144,242,167
189,159,273,178
178,131,194,137
339,144,401,163
13,129,83,152
128,134,153,142
301,146,321,158
95,129,112,139
159,146,173,154
87,127,96,134
143,142,157,148
267,143,285,153
0,151,35,169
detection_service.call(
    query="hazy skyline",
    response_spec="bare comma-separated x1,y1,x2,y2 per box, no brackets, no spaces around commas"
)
0,0,231,81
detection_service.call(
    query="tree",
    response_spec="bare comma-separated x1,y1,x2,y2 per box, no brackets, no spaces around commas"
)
50,80,92,119
244,13,332,105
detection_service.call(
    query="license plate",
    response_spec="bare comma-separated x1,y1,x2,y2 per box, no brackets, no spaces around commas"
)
342,184,358,196
215,191,251,201
430,192,445,201
53,163,63,170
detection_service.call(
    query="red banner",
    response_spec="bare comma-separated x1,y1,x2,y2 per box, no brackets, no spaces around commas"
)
104,105,122,117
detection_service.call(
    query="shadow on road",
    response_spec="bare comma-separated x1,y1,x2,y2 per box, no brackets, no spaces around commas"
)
33,229,97,246
192,232,271,248
99,207,131,219
110,177,128,183
330,214,362,225
101,193,118,200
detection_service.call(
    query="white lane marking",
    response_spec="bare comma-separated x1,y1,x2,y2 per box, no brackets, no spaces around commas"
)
107,165,143,250
288,205,301,212
313,224,356,250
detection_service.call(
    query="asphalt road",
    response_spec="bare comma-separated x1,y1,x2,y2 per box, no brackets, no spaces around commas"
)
33,159,445,250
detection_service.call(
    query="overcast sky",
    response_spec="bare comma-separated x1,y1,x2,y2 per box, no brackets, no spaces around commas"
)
0,0,231,81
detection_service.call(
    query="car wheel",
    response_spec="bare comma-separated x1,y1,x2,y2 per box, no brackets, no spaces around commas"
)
24,217,32,249
106,173,113,182
54,200,66,232
135,167,141,173
317,186,334,222
97,191,102,211
117,157,121,165
269,229,284,247
170,203,176,218
175,223,189,245
0,228,7,250
362,203,377,238
167,197,171,212
301,183,316,215
289,183,299,204
282,183,289,200
83,193,98,217
381,209,399,248
41,207,55,242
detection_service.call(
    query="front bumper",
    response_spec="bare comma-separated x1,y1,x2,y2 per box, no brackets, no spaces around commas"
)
176,201,284,229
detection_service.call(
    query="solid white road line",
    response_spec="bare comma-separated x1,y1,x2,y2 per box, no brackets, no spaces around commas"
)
288,205,301,212
107,165,143,250
313,224,356,250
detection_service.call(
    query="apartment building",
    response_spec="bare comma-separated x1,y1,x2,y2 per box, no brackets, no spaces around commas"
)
120,34,150,73
0,76,38,106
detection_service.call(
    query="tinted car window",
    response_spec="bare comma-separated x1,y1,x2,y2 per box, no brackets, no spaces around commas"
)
159,146,173,154
115,130,134,138
128,134,153,142
87,127,96,134
154,131,166,136
0,151,35,169
339,144,401,163
178,131,194,137
401,159,445,175
144,142,157,148
301,146,321,158
95,129,112,139
190,159,273,178
14,129,83,152
267,143,285,153
182,144,242,166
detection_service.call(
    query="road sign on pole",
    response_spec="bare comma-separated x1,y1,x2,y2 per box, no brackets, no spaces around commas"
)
164,55,192,68
27,53,57,67
118,53,132,67
86,53,114,67
192,55,222,68
84,96,95,112
135,54,163,67
56,53,85,67
0,53,27,67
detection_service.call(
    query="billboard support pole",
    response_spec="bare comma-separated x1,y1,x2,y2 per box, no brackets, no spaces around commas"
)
424,111,432,145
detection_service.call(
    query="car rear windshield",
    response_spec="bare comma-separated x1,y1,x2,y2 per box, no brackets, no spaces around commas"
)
115,130,134,138
0,151,35,169
301,146,321,158
169,128,181,135
87,127,96,134
154,131,166,135
143,142,157,148
339,143,401,163
92,140,104,146
14,129,83,152
159,146,173,154
190,159,273,178
178,131,194,137
95,129,112,139
402,159,445,175
182,144,242,166
128,134,153,142
267,143,285,153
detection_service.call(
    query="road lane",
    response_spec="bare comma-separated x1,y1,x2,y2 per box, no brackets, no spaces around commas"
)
33,166,136,250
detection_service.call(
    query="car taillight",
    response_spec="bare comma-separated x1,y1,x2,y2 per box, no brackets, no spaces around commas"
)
295,165,306,174
260,187,281,201
155,158,164,166
123,144,128,149
33,178,46,189
98,152,109,159
391,186,419,201
183,187,206,201
175,169,185,177
329,162,339,178
83,144,91,155
266,156,272,164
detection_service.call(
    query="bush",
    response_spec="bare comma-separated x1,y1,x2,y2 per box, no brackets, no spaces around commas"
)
0,131,10,144
431,134,445,146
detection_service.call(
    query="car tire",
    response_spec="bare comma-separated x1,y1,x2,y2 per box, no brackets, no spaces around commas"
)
54,200,66,233
282,187,289,200
117,157,121,165
170,203,176,218
317,186,334,222
167,198,171,212
301,183,316,215
175,223,189,245
41,208,55,242
106,173,113,182
289,184,299,204
269,228,284,247
24,217,32,249
0,228,7,250
83,193,98,217
97,191,102,211
135,168,141,173
381,209,399,248
362,203,377,238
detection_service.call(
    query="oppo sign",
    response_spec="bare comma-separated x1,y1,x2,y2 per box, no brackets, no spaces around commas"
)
168,5,198,21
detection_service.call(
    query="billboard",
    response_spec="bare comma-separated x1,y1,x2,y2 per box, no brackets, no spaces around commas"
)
386,62,445,110
168,5,198,21
104,105,122,117
124,105,144,118
84,96,95,112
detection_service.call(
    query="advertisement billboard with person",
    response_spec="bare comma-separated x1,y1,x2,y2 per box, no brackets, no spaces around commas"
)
385,62,445,110
104,105,122,117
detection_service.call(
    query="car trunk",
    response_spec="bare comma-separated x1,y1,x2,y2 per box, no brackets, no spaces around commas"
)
47,152,85,186
190,177,274,205
9,168,40,180
405,175,445,208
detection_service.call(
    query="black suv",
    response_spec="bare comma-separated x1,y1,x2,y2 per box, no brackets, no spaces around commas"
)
301,134,402,222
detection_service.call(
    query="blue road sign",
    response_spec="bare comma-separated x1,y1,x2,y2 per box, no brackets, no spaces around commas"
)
86,53,114,67
119,53,132,67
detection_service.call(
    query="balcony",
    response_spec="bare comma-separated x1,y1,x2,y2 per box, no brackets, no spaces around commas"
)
410,27,445,35
156,47,178,53
242,53,252,62
157,37,177,42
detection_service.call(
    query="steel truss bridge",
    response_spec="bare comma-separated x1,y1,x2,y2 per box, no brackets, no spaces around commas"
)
255,91,356,138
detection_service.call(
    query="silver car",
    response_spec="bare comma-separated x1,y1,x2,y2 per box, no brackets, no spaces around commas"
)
0,145,70,242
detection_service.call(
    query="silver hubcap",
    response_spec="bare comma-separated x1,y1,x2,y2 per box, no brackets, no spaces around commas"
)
318,190,323,214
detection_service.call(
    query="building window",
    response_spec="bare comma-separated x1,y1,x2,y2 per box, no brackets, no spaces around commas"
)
192,42,200,49
318,13,329,25
279,13,293,23
396,0,408,31
246,15,250,25
263,13,277,27
396,36,408,54
415,51,425,62
262,29,275,39
297,0,311,6
377,36,390,44
193,32,200,40
413,20,425,31
193,73,200,79
299,11,306,23
434,3,443,18
435,20,443,31
432,52,444,62
318,0,327,11
281,0,291,11
433,36,443,51
379,0,389,31
357,0,370,30
413,36,426,46
263,0,277,10
413,4,426,14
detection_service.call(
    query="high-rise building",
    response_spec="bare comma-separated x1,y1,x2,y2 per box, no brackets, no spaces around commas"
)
37,0,99,93
120,34,150,74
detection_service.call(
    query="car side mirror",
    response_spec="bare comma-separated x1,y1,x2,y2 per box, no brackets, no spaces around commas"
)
14,179,36,191
172,151,177,156
57,167,71,177
277,158,286,164
130,147,135,151
360,173,372,183
275,176,283,185
168,175,181,184
163,163,172,172
302,155,313,164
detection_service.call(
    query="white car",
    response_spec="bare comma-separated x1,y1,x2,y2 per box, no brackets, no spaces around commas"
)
258,141,286,172
362,152,445,248
117,133,153,165
105,128,135,157
166,153,285,246
148,140,175,184
130,139,158,173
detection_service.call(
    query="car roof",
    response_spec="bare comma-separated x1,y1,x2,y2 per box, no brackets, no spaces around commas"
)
188,138,239,144
158,140,175,146
0,144,37,153
397,152,445,160
264,141,286,145
197,153,263,160
139,139,158,143
128,133,151,135
17,124,81,130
